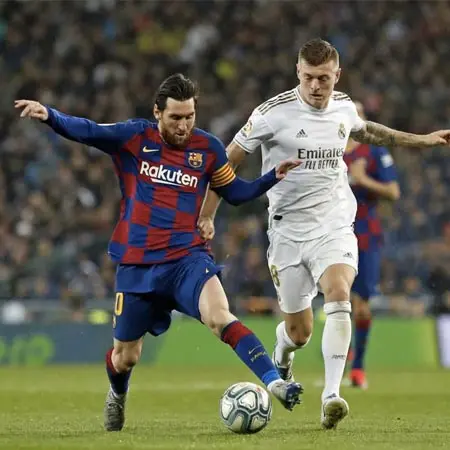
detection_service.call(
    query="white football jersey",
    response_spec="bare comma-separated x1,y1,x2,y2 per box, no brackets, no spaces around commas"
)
233,88,365,241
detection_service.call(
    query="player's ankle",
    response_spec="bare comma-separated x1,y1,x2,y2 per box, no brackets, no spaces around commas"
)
267,379,282,392
111,389,127,400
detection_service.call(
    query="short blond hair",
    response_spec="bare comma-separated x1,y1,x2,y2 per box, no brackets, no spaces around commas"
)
298,38,339,66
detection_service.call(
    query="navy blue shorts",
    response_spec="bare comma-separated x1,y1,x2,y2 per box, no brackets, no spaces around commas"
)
352,249,381,301
112,252,221,342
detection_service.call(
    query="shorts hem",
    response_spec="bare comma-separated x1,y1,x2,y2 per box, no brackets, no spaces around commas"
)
278,296,314,314
313,261,358,285
113,331,147,342
193,269,222,322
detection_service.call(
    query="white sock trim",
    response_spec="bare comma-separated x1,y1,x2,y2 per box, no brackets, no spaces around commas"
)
323,301,351,315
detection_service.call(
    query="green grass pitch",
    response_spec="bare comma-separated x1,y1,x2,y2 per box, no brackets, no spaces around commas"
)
0,365,448,449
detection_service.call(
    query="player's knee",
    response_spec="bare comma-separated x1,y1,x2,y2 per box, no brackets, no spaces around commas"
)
322,282,351,302
354,303,371,321
203,308,236,337
286,323,313,347
113,347,141,371
117,352,140,371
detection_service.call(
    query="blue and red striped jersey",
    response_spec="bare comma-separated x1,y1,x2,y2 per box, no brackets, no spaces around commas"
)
344,144,397,251
46,108,239,264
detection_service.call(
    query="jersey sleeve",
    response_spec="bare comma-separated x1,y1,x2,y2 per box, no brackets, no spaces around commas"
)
373,146,398,182
45,107,150,154
232,109,274,154
207,134,279,205
208,135,237,189
349,101,366,133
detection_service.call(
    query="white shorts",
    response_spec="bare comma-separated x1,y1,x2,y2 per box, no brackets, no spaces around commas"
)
267,226,358,314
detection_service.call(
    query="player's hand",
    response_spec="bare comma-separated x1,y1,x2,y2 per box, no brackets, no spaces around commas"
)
349,158,368,185
275,158,302,180
422,130,450,147
14,100,49,121
197,216,215,240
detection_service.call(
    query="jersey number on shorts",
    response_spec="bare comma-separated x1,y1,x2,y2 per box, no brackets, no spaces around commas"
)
114,292,124,316
269,265,280,287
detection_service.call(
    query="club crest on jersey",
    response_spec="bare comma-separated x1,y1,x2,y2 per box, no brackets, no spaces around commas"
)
188,152,203,168
338,123,346,139
241,119,253,137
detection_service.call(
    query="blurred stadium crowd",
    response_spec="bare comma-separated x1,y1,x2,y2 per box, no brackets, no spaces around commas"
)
0,0,449,319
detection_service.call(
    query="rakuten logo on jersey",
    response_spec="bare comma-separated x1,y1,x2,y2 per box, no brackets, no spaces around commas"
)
140,161,199,188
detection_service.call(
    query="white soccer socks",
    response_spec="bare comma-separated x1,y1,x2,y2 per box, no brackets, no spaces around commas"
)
321,301,352,401
274,321,311,367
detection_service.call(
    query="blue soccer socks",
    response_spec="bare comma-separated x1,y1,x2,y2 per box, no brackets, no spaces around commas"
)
221,321,280,386
105,348,132,396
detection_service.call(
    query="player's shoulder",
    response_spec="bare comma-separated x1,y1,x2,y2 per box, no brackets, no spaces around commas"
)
370,145,395,167
331,91,356,110
191,127,225,152
331,90,353,103
330,91,359,117
98,118,152,130
125,118,152,127
118,118,153,134
256,89,297,116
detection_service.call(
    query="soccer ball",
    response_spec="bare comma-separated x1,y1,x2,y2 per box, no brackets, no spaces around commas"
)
219,382,272,434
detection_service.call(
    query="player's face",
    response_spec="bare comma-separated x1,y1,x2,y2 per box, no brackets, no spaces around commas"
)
154,98,196,148
296,59,341,110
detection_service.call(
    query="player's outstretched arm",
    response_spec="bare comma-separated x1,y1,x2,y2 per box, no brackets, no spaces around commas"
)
212,159,300,207
15,100,147,154
351,121,450,148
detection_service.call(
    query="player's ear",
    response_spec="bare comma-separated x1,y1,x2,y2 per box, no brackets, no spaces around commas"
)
296,62,300,80
334,67,342,85
153,105,162,121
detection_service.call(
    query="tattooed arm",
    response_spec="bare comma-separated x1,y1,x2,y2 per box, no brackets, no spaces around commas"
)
351,121,450,148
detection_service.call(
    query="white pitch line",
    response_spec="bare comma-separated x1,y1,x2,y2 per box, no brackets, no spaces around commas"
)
0,382,228,394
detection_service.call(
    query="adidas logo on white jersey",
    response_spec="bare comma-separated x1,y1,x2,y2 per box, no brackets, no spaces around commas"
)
296,129,308,138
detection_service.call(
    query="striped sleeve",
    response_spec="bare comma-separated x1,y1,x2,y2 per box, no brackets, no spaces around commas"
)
210,162,236,188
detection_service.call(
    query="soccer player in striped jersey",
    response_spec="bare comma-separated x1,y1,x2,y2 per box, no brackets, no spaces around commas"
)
15,73,303,432
344,102,400,389
198,38,450,429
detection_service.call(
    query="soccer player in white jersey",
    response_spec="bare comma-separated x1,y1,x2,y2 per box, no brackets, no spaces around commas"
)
199,38,450,429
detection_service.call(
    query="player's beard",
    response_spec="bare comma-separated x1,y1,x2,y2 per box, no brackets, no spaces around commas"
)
161,128,193,149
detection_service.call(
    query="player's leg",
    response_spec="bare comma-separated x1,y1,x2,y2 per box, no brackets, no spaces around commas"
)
172,254,302,411
309,228,358,429
318,263,355,429
267,230,314,381
105,291,171,431
350,249,380,388
349,292,370,388
199,275,302,410
271,264,315,381
105,337,144,431
106,337,144,397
